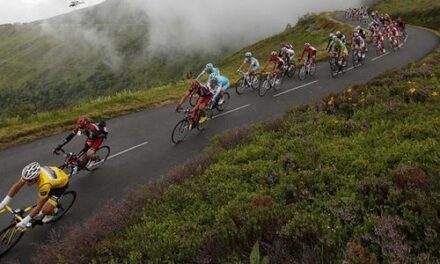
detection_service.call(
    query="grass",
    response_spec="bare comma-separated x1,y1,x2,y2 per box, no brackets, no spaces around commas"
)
372,0,440,29
0,13,353,150
32,2,440,263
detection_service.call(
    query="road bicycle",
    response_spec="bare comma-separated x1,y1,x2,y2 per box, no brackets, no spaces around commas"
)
298,57,316,81
258,71,283,97
235,70,260,95
352,46,366,67
171,108,210,144
56,146,111,176
375,39,386,56
0,191,76,256
329,52,348,78
280,60,297,79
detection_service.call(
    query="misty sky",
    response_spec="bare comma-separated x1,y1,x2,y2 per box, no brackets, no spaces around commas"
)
0,0,105,24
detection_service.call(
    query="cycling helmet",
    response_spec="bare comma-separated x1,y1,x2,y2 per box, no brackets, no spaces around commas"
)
336,31,341,36
304,42,311,48
329,33,335,38
281,47,287,53
354,32,359,37
355,26,361,31
22,162,41,181
245,52,252,58
76,116,90,129
205,63,214,71
270,51,278,57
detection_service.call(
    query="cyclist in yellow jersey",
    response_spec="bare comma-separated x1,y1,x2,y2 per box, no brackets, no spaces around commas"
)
0,162,69,228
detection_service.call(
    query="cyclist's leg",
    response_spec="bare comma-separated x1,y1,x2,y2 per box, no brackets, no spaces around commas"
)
41,184,69,216
86,138,104,160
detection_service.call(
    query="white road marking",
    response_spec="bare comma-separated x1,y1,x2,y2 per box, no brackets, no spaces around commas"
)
108,141,149,160
212,104,251,119
273,80,319,97
346,66,355,71
371,52,390,61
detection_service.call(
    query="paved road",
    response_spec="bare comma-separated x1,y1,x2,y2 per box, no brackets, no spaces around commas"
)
0,13,438,263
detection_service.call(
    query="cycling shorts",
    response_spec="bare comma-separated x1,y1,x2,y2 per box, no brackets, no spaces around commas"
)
86,138,104,151
47,183,69,207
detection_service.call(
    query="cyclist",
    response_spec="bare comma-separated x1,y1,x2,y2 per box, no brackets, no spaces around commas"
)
236,52,260,79
396,17,406,37
260,51,285,81
327,33,336,52
389,22,401,47
336,31,347,44
298,43,318,67
373,28,386,53
280,46,296,68
352,32,366,58
176,80,213,126
196,63,220,82
330,36,348,66
209,73,230,105
0,162,70,228
53,117,108,171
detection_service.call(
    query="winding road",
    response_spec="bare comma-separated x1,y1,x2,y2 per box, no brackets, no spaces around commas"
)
0,13,438,263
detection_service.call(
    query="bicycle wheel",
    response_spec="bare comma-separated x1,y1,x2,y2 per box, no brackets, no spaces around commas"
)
251,75,260,90
309,63,316,76
215,92,230,112
352,52,359,67
85,146,111,171
45,191,77,224
235,78,247,95
189,93,199,107
171,119,190,144
273,75,283,91
298,65,306,81
0,223,24,257
286,64,296,78
331,62,339,78
259,79,270,97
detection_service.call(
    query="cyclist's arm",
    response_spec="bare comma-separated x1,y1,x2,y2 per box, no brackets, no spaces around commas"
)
247,64,253,73
237,62,245,72
6,179,25,198
195,70,205,82
177,89,193,108
28,196,48,218
298,49,306,62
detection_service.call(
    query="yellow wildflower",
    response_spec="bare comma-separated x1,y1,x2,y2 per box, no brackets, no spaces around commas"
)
347,88,352,93
432,92,439,97
409,88,417,94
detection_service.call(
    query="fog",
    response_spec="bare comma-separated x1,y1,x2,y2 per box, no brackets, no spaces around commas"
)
131,0,365,53
39,0,366,69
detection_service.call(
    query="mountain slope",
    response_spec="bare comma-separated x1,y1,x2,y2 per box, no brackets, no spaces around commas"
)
0,0,222,119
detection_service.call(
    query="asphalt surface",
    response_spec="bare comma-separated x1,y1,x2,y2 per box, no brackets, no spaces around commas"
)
0,13,438,263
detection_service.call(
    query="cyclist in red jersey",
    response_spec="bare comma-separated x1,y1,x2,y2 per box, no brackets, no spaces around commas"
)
53,117,108,168
175,80,213,125
260,51,285,78
298,43,317,65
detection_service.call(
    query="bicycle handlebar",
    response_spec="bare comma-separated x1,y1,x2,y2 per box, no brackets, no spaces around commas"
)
0,205,25,221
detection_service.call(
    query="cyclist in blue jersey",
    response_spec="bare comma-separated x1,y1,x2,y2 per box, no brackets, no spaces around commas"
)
209,73,230,105
236,52,260,78
196,63,220,82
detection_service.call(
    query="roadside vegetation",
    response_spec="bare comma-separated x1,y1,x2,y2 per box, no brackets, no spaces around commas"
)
0,13,351,150
33,2,440,263
372,0,440,29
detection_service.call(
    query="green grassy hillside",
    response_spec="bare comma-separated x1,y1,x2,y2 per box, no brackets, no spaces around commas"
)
0,13,352,150
0,0,221,119
372,0,440,28
33,3,440,263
